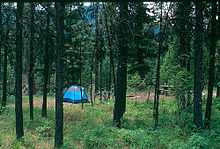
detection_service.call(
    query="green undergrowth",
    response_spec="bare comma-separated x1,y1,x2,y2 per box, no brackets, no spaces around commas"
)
1,96,220,149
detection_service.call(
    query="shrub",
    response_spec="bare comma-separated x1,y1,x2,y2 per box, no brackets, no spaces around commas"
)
185,134,209,149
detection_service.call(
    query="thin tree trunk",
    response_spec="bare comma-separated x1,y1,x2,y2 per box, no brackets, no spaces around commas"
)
28,3,34,120
193,0,204,128
217,87,220,98
216,0,220,99
42,5,50,117
0,3,2,89
109,20,116,98
147,86,151,102
153,2,163,129
15,2,24,139
90,58,94,106
2,30,9,107
104,8,114,100
113,1,129,128
55,2,64,148
205,0,217,129
94,4,99,98
79,41,83,109
99,61,103,101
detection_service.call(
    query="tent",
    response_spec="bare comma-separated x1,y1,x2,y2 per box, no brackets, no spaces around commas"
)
63,85,89,103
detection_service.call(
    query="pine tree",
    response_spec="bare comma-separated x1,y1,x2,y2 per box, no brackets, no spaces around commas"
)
113,1,129,127
28,3,35,120
153,2,163,129
2,25,9,107
175,1,192,110
205,0,217,128
42,4,50,118
55,2,64,148
216,0,220,98
193,0,204,128
94,4,100,99
15,2,24,139
0,3,2,104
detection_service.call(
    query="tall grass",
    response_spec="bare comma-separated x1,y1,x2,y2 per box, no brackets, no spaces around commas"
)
1,96,220,148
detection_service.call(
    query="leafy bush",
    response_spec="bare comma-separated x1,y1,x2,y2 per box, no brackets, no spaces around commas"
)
83,126,116,149
185,134,209,149
127,73,144,92
35,120,52,137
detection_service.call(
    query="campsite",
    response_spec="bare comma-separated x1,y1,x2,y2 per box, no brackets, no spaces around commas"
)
1,1,220,149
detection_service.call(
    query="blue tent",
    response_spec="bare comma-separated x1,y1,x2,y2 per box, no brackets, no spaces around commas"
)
63,85,89,103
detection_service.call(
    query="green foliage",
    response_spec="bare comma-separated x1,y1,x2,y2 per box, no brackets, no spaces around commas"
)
160,40,179,85
83,126,116,149
1,96,220,148
35,120,52,137
186,134,209,149
161,40,193,114
127,73,144,92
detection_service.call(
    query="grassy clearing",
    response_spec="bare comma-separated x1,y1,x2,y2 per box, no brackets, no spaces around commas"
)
1,96,220,149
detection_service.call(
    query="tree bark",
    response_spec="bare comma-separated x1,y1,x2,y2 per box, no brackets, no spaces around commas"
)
15,2,24,139
0,3,2,88
113,1,129,127
205,0,217,129
104,7,115,100
55,2,64,148
42,5,50,118
79,41,84,109
153,2,162,129
94,4,100,98
90,58,94,105
99,61,103,101
175,1,192,111
2,30,9,107
193,0,204,128
216,0,220,99
217,87,220,98
134,2,146,79
28,3,34,120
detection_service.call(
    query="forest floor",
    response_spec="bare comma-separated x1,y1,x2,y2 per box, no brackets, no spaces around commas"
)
1,96,220,149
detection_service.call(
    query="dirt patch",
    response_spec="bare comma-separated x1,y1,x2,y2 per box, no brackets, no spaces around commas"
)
127,92,175,101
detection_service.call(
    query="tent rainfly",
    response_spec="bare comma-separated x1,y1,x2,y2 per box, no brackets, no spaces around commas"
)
63,85,89,103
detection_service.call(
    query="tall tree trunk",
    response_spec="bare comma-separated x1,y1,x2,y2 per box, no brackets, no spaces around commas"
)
55,2,64,148
113,1,129,128
109,19,116,98
2,29,9,107
217,87,220,98
205,0,217,128
42,6,50,118
176,1,192,110
176,1,192,70
94,4,100,99
0,3,2,91
90,58,94,105
135,2,146,79
79,41,83,109
28,3,34,120
193,0,204,128
153,2,162,129
104,7,115,100
15,2,24,139
216,0,220,99
99,61,103,101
